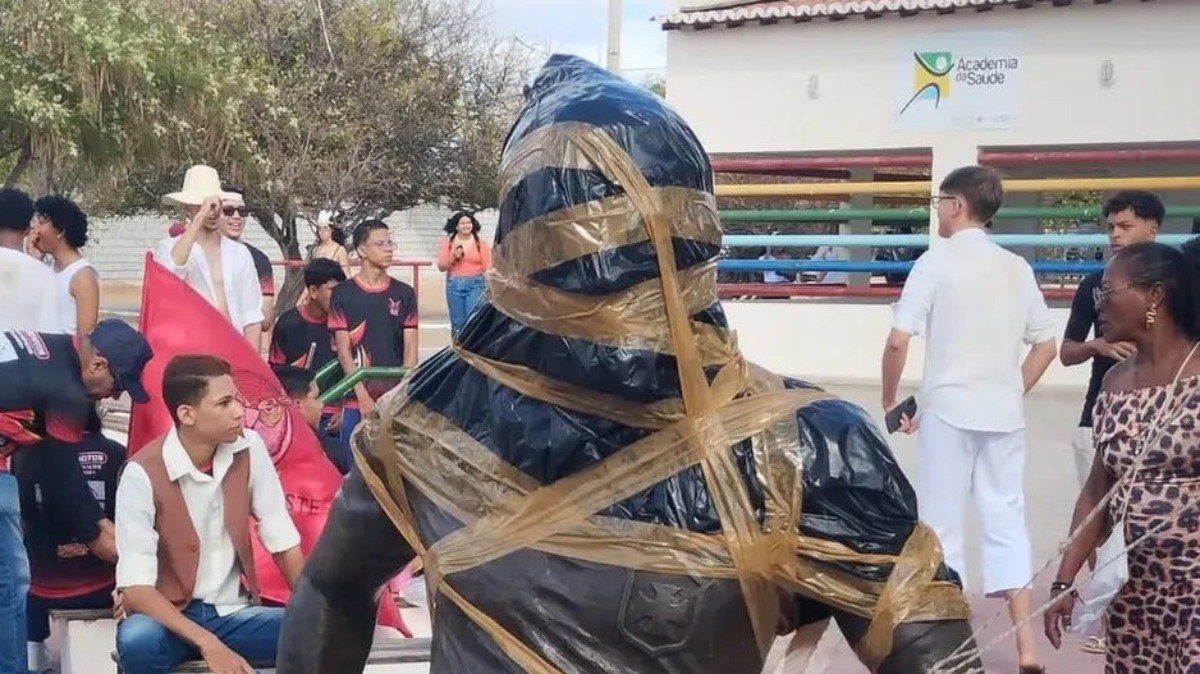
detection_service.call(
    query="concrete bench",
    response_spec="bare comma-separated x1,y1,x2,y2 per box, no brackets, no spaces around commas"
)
48,608,119,674
110,638,433,673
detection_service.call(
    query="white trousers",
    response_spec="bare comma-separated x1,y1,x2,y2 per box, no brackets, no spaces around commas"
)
917,413,1033,596
1071,426,1096,487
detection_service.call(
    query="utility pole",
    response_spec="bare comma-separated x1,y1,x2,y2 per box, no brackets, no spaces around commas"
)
606,0,623,73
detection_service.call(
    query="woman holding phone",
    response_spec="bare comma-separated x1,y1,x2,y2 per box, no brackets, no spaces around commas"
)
437,211,491,337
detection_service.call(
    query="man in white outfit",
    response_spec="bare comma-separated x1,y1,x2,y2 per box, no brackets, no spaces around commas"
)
880,165,1058,673
152,165,264,349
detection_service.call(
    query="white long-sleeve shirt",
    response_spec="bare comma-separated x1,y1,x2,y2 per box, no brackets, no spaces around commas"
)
892,228,1056,433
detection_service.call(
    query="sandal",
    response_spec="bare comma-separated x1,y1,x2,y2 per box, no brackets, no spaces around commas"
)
1080,636,1107,654
1018,667,1046,674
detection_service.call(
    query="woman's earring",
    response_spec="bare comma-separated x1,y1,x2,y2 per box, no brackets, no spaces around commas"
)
1146,305,1158,329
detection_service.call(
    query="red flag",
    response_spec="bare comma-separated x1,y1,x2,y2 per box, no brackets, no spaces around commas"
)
130,255,406,630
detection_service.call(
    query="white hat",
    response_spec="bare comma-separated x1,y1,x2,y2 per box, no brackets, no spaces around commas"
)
163,165,238,207
316,210,333,227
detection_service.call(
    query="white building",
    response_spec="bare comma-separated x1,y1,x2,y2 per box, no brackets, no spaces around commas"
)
661,0,1200,386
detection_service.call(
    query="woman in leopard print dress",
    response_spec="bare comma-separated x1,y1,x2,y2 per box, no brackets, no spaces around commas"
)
1046,241,1200,673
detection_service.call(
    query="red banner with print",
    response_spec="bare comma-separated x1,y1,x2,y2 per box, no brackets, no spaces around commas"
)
129,255,405,630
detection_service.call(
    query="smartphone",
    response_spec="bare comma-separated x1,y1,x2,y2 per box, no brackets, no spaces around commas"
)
885,396,918,434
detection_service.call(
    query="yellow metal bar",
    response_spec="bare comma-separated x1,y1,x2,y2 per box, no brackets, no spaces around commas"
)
1002,176,1200,192
714,176,1200,198
715,181,929,197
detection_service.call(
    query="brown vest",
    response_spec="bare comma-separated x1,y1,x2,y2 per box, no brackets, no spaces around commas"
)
130,435,260,607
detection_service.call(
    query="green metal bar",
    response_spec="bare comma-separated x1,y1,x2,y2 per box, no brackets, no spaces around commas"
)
319,366,408,404
313,358,344,390
719,205,1200,223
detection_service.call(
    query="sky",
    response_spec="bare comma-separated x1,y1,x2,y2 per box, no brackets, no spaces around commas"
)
485,0,668,80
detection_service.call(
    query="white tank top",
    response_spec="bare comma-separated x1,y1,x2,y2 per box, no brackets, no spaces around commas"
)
55,257,95,334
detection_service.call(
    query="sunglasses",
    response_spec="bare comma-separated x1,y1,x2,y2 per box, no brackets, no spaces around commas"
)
223,206,248,217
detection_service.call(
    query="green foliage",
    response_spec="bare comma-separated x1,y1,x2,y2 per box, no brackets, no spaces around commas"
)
0,0,530,259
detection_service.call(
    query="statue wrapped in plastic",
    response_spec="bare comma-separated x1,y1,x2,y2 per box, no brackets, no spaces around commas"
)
277,55,983,674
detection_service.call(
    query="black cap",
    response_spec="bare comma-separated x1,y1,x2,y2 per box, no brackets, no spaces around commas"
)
89,319,153,403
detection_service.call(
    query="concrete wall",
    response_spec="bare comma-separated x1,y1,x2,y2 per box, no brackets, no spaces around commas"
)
85,205,498,286
725,299,1088,390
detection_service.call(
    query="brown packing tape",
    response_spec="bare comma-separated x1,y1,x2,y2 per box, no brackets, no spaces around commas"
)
498,121,598,203
428,387,836,578
568,126,785,651
355,395,571,674
454,345,749,430
856,524,971,670
488,262,738,359
490,187,723,282
371,398,742,578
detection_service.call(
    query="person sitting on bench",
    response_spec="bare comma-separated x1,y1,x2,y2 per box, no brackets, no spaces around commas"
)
14,433,123,651
114,354,304,674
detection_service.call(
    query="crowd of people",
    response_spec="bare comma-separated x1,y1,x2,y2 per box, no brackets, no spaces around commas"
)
0,158,1197,674
0,161,491,674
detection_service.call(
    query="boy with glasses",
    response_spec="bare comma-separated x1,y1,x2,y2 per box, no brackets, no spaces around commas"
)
881,165,1058,673
328,220,417,445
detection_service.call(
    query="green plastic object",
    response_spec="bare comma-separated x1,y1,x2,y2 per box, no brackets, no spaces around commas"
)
319,366,409,404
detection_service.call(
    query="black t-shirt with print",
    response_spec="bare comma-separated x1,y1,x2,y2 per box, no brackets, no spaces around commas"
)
269,304,334,371
1064,271,1116,428
242,241,275,297
13,434,123,596
328,276,417,401
0,331,90,455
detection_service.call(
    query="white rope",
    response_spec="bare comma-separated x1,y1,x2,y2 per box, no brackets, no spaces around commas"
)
927,346,1199,674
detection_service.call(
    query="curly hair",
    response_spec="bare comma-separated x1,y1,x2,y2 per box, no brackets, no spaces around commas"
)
34,195,89,248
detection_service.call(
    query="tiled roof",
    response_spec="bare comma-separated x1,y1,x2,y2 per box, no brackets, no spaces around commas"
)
661,0,1137,30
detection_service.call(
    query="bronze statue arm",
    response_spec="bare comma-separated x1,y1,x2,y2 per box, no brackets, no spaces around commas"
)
277,468,417,674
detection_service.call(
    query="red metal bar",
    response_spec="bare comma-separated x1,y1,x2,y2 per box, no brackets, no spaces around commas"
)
979,148,1200,166
710,153,932,173
717,283,1075,301
270,259,433,269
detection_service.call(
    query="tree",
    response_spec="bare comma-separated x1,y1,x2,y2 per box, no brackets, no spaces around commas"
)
196,0,530,266
0,0,279,199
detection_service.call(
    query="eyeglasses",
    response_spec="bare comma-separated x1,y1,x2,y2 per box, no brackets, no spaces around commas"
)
929,195,960,206
1092,284,1134,307
223,206,248,217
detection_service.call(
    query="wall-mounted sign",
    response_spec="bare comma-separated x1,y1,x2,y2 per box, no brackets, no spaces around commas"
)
894,31,1023,130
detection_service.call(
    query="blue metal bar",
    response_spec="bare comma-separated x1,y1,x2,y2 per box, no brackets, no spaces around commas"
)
723,234,1197,248
719,259,1105,274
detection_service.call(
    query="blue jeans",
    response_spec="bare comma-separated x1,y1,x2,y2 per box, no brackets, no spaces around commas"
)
0,473,29,674
117,602,283,674
446,274,486,336
339,407,363,450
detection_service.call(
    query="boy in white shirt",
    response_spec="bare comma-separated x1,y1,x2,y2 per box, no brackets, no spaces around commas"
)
880,166,1058,673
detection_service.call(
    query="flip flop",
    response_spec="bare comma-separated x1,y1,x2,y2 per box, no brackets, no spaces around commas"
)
1080,636,1107,654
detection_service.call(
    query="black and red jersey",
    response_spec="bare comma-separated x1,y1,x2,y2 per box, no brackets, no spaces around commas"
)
0,331,91,456
328,276,417,401
14,434,122,598
269,303,334,371
242,241,275,297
